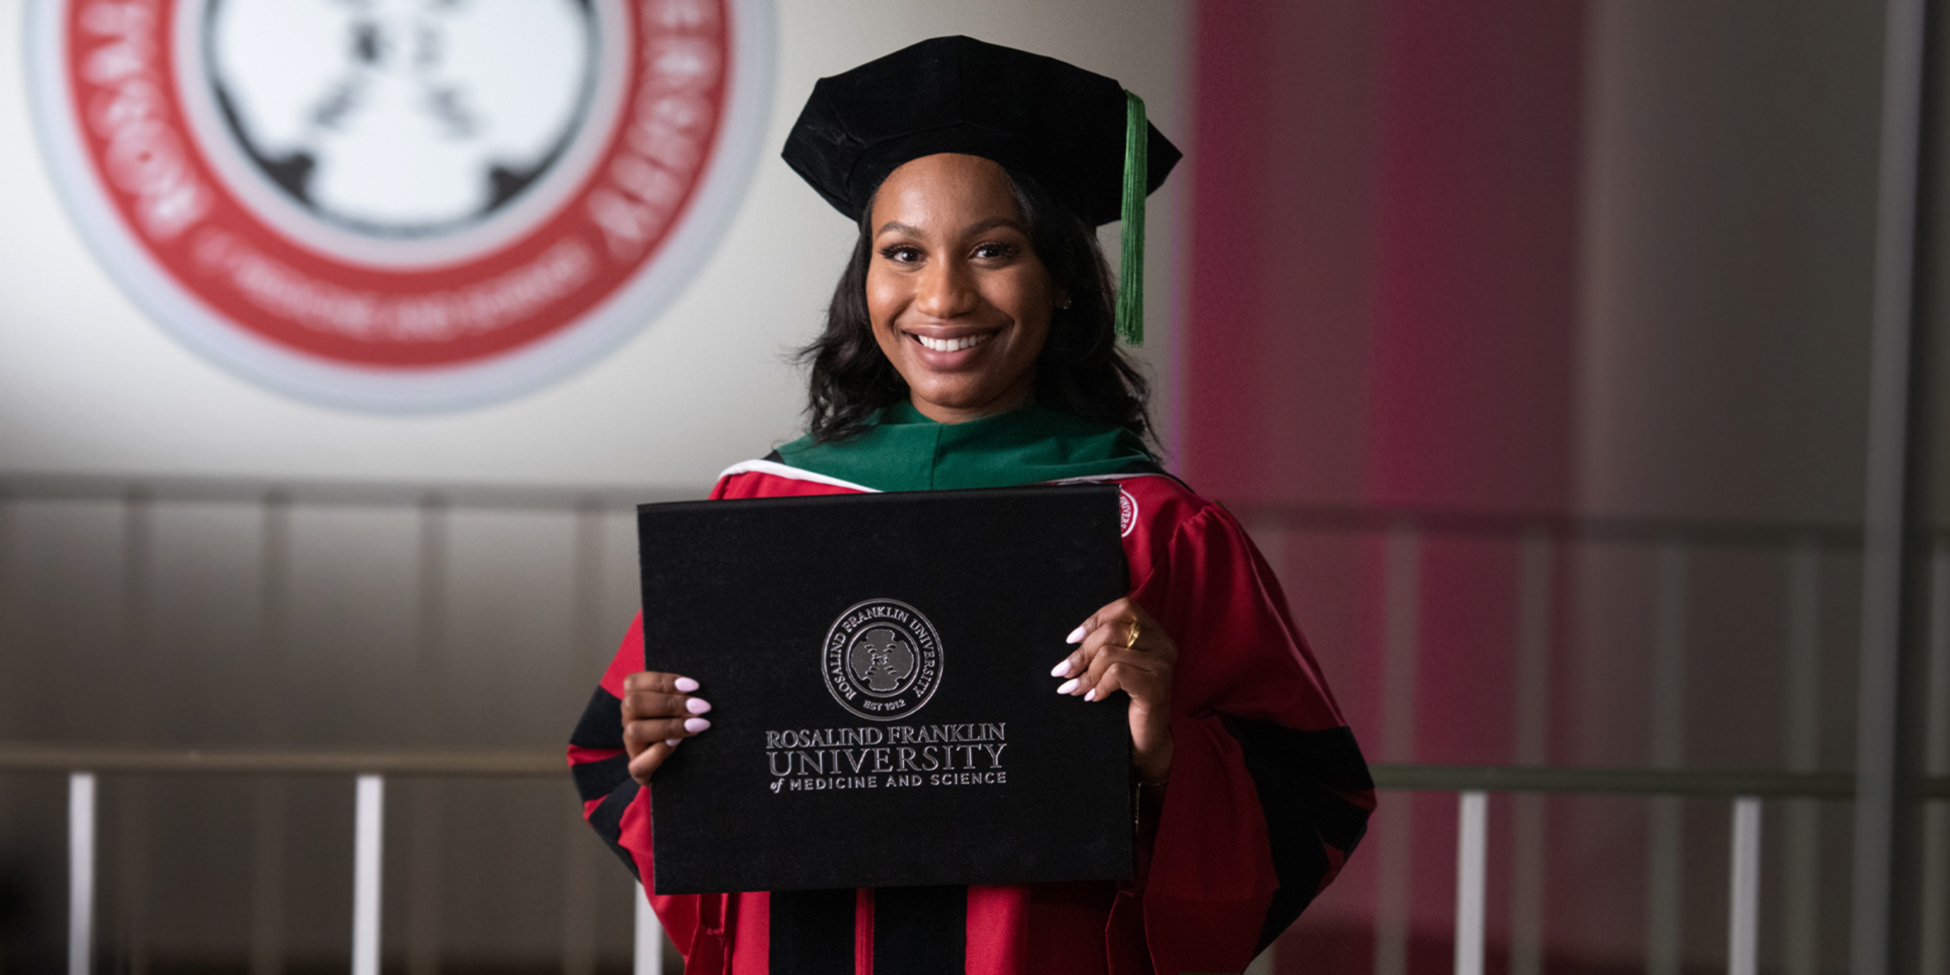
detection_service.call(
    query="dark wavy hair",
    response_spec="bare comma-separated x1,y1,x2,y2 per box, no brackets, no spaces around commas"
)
796,167,1153,444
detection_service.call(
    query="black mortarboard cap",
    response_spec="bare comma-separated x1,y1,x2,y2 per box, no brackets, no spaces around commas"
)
782,35,1181,228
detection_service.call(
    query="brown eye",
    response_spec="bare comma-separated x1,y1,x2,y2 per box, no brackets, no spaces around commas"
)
879,245,922,264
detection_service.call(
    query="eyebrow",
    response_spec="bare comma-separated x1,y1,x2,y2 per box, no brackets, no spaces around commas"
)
874,217,1030,239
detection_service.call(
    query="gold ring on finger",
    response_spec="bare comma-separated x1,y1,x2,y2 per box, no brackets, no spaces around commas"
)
1125,620,1141,649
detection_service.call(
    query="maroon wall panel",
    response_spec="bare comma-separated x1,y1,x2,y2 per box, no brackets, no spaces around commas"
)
1187,0,1587,966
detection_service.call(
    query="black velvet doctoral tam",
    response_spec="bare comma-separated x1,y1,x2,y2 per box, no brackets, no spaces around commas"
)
781,35,1182,227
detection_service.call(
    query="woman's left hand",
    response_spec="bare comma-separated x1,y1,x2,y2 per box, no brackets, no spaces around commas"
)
1050,597,1177,786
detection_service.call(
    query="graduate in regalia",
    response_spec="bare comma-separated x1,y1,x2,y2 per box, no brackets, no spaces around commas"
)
568,36,1374,975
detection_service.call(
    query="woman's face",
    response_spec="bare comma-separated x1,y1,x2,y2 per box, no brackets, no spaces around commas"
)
866,153,1061,423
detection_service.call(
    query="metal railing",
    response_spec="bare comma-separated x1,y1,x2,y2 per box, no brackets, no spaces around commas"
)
0,747,663,975
8,744,1947,975
4,475,1948,973
0,475,689,975
1231,502,1949,975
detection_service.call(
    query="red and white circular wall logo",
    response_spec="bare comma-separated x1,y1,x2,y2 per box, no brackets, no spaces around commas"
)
29,0,773,411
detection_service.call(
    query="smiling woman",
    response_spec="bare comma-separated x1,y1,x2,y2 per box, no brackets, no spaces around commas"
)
566,35,1374,975
865,153,1057,423
798,149,1151,443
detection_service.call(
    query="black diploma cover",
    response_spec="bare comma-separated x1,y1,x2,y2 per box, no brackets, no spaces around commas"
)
636,484,1133,893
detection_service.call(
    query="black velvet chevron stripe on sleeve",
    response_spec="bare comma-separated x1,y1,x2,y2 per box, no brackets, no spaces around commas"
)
587,777,643,881
1220,718,1375,953
569,684,643,880
573,751,631,804
570,684,626,752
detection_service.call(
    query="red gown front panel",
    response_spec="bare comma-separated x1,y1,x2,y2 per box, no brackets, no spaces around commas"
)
567,462,1372,975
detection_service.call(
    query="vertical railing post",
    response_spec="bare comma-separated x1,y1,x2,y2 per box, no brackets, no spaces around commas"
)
1454,791,1488,975
115,488,153,973
634,883,664,975
252,491,291,975
1782,539,1823,975
1728,798,1762,975
69,771,96,975
1923,544,1950,975
1374,522,1422,975
408,496,447,975
1647,536,1689,975
1509,528,1553,975
353,775,385,975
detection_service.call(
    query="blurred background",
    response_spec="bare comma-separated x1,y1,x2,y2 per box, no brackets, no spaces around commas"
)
1,0,1946,973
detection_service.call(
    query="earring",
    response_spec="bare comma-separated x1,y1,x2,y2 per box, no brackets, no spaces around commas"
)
1057,295,1073,310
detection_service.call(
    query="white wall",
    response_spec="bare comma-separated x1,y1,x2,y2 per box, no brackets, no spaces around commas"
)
0,3,1189,964
0,0,1188,491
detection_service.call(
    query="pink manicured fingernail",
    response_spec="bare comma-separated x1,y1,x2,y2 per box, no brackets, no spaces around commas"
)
1056,678,1080,695
686,697,713,715
1084,688,1097,702
665,738,681,747
1050,659,1072,678
674,677,699,692
684,717,711,733
1065,625,1087,644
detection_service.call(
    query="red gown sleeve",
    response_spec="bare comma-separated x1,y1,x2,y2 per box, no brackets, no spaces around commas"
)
567,614,740,966
1114,497,1375,974
564,472,774,970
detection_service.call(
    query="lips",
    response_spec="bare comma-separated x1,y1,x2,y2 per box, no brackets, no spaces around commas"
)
913,332,996,352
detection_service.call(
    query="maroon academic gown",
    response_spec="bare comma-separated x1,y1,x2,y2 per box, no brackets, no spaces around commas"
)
567,460,1373,974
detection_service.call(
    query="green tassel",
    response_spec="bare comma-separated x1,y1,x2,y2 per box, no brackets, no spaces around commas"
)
1116,90,1147,346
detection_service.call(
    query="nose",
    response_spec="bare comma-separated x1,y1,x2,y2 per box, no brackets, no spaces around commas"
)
914,256,979,320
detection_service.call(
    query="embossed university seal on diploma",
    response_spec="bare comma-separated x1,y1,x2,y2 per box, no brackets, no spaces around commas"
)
823,598,943,721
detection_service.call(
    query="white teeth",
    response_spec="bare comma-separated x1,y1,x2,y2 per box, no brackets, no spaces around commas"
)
916,333,994,352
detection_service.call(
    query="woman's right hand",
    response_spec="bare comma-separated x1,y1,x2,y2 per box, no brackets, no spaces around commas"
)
621,672,713,786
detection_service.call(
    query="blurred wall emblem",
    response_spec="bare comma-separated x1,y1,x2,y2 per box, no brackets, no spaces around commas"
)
29,0,773,411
